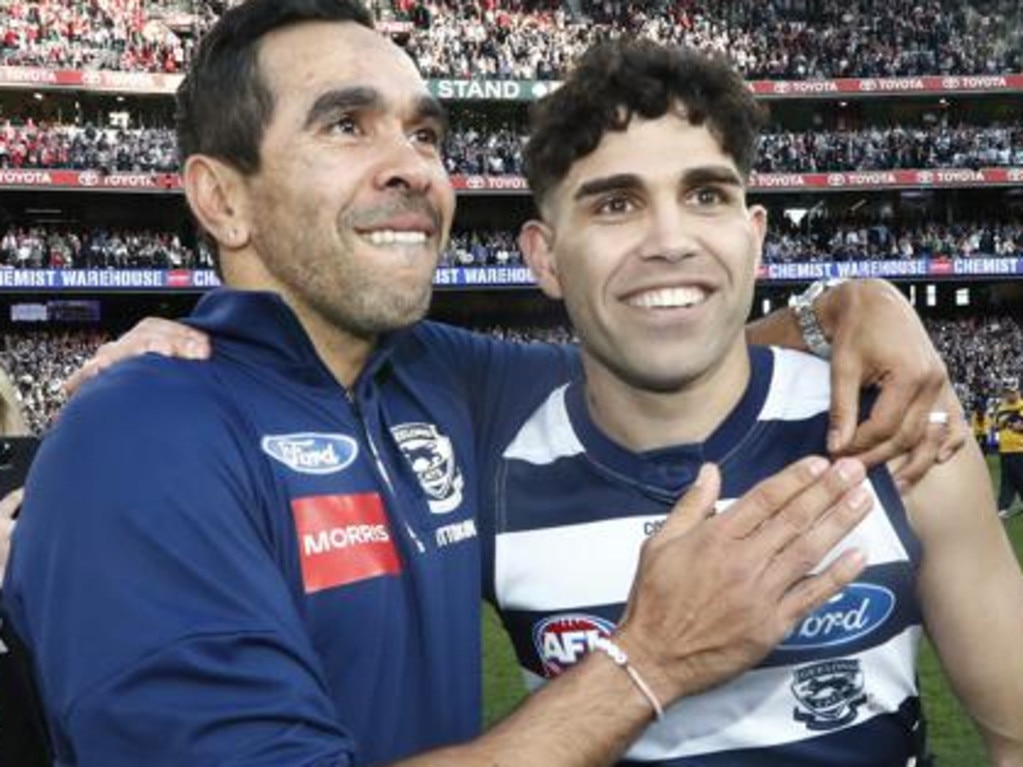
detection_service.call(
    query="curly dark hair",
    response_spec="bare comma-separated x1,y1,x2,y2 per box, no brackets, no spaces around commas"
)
524,39,766,208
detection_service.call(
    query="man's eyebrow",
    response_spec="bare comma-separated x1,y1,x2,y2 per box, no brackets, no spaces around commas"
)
572,165,744,203
573,173,643,202
412,94,450,136
303,89,449,136
303,86,380,129
680,165,745,188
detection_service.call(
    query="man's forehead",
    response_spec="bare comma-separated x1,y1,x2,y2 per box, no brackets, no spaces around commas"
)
258,20,426,99
568,116,736,186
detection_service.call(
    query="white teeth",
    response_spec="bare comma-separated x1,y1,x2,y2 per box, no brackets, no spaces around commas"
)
362,230,428,245
627,286,707,309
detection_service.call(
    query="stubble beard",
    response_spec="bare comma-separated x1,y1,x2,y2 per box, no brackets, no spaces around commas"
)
257,223,436,343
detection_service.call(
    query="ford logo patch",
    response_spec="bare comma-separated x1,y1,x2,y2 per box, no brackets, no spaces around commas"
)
778,583,895,651
261,433,358,475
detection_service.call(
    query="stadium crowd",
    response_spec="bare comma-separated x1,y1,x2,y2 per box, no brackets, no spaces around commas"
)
0,120,178,172
763,220,1023,263
0,226,210,269
0,329,105,434
925,314,1023,410
5,312,1019,434
3,117,1022,177
1,0,1019,79
0,0,192,72
402,0,1022,81
4,221,1022,270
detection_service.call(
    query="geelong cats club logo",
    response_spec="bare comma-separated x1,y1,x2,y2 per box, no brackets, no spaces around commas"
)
791,659,868,730
392,422,465,514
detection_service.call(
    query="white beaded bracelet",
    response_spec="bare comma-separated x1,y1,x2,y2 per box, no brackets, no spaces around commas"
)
591,636,665,721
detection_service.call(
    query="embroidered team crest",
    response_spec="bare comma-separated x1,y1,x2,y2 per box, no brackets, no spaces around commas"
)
791,659,868,731
392,422,465,514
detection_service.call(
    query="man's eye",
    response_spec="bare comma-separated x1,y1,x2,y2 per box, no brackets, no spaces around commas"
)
596,195,634,214
328,115,360,136
411,126,443,147
693,187,726,205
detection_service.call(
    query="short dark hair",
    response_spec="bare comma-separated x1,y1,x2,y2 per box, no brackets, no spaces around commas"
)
524,39,766,208
176,0,374,172
175,0,374,272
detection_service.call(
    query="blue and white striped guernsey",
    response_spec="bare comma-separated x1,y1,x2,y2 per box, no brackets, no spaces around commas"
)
481,345,927,767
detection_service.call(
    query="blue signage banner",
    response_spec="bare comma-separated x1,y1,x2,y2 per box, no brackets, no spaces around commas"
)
0,259,1019,292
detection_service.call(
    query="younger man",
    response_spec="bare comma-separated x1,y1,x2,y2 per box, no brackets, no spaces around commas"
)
485,39,1023,765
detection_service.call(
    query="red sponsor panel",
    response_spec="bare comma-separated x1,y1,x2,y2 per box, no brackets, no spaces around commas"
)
929,259,954,276
166,270,193,288
752,74,1023,98
0,67,181,93
292,493,402,593
0,169,183,191
450,174,529,191
750,168,1023,191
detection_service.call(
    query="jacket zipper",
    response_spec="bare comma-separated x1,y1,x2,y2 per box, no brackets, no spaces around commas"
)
345,387,427,554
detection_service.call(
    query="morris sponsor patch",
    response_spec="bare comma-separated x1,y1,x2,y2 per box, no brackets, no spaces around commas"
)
261,433,358,475
532,613,616,677
292,493,401,593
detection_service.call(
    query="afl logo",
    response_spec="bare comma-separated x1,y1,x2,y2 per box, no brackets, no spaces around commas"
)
532,613,616,677
261,433,358,475
779,583,895,651
392,422,464,514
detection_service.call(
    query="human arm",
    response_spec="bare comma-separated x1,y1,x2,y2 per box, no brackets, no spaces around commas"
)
747,278,965,484
62,316,210,394
900,441,1023,764
7,361,872,767
0,487,24,583
71,281,963,485
391,458,872,767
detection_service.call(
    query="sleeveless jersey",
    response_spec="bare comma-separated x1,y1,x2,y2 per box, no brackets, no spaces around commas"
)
481,346,924,767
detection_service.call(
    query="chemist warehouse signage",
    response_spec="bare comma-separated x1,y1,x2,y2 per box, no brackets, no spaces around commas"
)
2,261,1023,293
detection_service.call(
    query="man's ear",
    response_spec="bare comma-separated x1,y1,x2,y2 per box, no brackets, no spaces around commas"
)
749,203,768,272
519,219,564,300
182,155,252,253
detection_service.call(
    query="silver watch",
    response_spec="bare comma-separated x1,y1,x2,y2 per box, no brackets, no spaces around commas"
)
789,278,847,359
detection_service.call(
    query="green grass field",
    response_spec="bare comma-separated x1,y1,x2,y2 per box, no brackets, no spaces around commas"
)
481,455,1023,765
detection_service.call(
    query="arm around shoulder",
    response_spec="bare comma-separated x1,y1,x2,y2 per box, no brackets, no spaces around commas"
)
900,440,1023,764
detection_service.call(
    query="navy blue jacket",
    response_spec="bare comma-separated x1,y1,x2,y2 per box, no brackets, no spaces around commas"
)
3,290,573,767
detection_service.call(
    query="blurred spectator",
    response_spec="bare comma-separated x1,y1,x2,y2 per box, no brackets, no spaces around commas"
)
0,330,108,434
0,226,210,269
757,124,1023,173
2,0,1019,78
0,0,191,72
760,220,1023,263
441,229,522,266
0,120,178,172
926,314,1023,412
5,315,1014,433
3,115,1021,178
1,220,1022,269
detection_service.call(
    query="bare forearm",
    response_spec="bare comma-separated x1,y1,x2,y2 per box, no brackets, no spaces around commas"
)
745,304,803,350
903,442,1023,764
390,651,654,767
